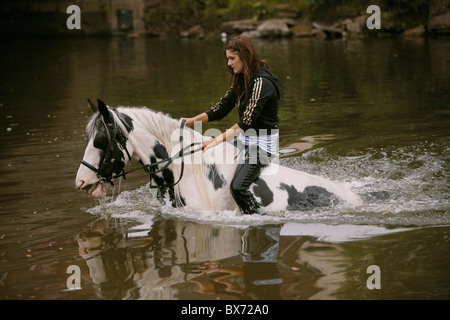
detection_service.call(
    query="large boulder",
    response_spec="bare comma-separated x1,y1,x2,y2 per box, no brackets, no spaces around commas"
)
221,19,261,35
428,11,450,35
401,25,426,38
179,24,205,39
341,15,367,34
257,19,292,37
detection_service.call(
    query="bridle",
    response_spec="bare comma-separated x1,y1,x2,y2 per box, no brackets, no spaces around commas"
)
81,118,132,186
81,119,202,189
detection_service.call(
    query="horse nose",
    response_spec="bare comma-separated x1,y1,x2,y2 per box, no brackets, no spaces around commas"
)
76,179,86,191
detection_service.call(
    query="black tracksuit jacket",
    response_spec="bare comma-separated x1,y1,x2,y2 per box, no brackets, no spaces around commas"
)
205,66,280,134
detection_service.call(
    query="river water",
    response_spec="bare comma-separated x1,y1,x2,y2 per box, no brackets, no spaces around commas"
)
0,36,449,300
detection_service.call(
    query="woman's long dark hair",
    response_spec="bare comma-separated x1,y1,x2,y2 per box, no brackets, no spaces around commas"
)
225,36,267,98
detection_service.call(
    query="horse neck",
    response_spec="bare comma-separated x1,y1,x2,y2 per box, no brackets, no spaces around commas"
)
123,108,182,149
130,108,220,206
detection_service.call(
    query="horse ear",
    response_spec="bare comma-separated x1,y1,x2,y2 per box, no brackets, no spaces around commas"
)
87,98,98,112
97,99,112,123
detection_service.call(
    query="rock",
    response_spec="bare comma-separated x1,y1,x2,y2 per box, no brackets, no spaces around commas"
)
238,19,293,38
256,19,292,38
428,11,450,35
241,30,261,39
311,28,327,39
221,19,261,35
312,22,344,39
180,24,205,39
341,15,367,33
401,25,426,37
290,23,314,38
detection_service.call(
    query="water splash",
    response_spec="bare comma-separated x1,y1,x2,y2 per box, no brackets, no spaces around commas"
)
85,139,450,229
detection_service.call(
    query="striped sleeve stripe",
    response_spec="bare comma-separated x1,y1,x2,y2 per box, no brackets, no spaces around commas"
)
243,78,262,126
211,102,221,112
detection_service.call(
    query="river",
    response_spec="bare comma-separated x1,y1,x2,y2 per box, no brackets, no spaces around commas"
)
0,36,449,300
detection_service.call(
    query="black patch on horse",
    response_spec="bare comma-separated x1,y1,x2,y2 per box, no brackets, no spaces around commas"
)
93,131,109,150
252,178,274,207
150,143,185,208
279,183,337,211
206,164,226,190
110,108,134,132
150,155,166,186
153,141,169,159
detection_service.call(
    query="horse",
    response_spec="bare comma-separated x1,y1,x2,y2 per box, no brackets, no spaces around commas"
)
75,99,362,213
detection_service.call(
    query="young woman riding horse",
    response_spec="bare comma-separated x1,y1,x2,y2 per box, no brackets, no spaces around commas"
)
182,36,280,215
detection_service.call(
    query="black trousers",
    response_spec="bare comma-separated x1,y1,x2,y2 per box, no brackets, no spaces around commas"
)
230,146,271,215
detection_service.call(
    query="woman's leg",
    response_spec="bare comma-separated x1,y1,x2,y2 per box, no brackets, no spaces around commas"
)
230,160,264,215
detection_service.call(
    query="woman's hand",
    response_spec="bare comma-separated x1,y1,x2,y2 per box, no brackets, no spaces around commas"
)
181,113,209,127
202,124,242,152
181,117,195,127
202,139,217,152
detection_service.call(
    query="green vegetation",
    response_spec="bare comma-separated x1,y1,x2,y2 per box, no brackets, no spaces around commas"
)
144,0,439,33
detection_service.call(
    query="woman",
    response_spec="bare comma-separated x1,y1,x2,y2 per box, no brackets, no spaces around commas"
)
182,35,280,215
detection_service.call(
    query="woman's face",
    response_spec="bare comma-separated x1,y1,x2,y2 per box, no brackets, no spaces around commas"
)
226,50,244,74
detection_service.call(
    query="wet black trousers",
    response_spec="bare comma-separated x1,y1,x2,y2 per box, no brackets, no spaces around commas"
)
230,147,270,215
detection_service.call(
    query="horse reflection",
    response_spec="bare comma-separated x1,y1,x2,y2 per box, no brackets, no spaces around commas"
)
76,219,361,299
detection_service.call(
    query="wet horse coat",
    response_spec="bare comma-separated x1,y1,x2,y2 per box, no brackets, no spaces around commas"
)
75,100,362,213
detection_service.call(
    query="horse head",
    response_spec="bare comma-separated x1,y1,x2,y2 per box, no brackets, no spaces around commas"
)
75,99,134,198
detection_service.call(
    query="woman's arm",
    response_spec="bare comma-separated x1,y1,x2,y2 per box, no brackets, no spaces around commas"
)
205,87,237,122
181,112,209,127
202,123,242,152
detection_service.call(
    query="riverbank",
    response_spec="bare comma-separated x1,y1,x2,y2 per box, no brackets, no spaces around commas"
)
178,2,450,40
0,1,449,39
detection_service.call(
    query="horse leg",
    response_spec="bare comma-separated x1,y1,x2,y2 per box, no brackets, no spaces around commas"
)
149,156,175,206
153,178,184,208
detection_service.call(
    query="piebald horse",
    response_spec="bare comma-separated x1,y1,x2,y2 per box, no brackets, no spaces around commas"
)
75,99,362,213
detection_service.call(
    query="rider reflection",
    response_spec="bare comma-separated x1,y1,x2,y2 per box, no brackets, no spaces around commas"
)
189,225,282,299
241,226,282,299
76,219,137,299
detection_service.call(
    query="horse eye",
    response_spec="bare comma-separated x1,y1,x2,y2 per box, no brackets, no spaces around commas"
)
93,132,108,149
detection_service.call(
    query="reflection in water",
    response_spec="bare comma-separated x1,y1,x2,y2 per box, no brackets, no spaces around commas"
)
292,240,358,299
189,226,283,299
77,219,136,299
241,227,282,299
76,219,375,300
77,218,243,299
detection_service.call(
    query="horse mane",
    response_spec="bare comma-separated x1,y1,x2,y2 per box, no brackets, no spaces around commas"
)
119,107,182,146
116,106,214,209
112,107,188,154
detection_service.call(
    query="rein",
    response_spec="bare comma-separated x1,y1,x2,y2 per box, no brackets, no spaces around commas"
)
81,119,202,189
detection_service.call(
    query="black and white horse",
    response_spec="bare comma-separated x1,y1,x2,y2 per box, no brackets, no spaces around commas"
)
75,99,362,213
